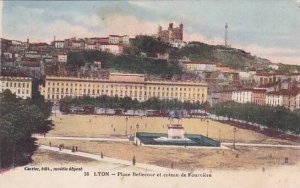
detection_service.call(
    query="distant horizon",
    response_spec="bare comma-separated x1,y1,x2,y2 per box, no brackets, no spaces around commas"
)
1,1,300,65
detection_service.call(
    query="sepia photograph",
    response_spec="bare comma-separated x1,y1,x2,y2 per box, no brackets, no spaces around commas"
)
0,0,300,187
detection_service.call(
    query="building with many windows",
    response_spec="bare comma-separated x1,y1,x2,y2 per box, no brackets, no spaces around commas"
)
182,62,217,73
0,76,32,99
108,35,129,45
232,90,252,104
39,73,208,103
251,88,266,105
266,88,299,111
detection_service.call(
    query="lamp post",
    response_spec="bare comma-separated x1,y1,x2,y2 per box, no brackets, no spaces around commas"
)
54,102,57,116
125,117,128,136
184,132,187,148
206,119,209,137
233,127,237,149
136,123,139,133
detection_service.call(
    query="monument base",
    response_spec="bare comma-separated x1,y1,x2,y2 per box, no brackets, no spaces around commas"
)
167,124,185,139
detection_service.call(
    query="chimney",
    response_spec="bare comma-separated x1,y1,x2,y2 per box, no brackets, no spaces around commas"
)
179,23,183,40
168,23,173,30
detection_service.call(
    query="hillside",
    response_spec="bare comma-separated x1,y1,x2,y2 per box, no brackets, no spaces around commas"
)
175,41,272,70
129,37,274,70
66,36,299,76
67,50,184,79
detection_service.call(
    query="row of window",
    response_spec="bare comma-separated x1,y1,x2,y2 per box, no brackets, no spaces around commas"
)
47,87,206,94
1,82,30,88
1,88,30,94
45,88,205,98
46,82,205,92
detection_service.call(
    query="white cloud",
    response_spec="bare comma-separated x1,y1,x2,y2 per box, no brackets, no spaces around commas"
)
44,20,96,41
100,14,164,37
184,33,224,45
233,43,300,65
0,1,3,38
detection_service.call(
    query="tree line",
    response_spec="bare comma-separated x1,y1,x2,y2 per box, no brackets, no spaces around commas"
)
211,101,300,134
0,90,52,168
67,50,184,78
59,95,208,112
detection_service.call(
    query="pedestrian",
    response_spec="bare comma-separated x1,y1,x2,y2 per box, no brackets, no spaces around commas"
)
49,142,52,147
285,157,289,164
171,162,174,169
72,146,75,152
132,156,136,166
101,151,104,159
44,133,46,137
75,146,78,151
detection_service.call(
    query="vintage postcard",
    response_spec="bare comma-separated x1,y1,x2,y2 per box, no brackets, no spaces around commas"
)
0,1,300,188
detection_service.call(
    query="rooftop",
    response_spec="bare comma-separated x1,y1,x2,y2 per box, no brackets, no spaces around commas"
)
0,76,32,81
268,88,300,96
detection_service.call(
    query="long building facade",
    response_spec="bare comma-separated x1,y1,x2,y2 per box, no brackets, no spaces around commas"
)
0,76,32,99
40,73,208,103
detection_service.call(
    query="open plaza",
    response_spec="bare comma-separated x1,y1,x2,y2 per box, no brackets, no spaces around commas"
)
35,114,300,171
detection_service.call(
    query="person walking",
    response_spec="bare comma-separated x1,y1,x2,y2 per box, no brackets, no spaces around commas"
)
132,156,136,166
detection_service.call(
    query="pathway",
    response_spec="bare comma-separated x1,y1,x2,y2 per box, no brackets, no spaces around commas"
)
39,145,173,172
222,142,300,149
34,135,129,142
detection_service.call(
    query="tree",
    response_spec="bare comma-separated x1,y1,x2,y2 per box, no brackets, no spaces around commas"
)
0,90,51,168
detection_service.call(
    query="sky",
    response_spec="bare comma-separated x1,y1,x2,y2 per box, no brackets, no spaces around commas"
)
1,0,300,65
